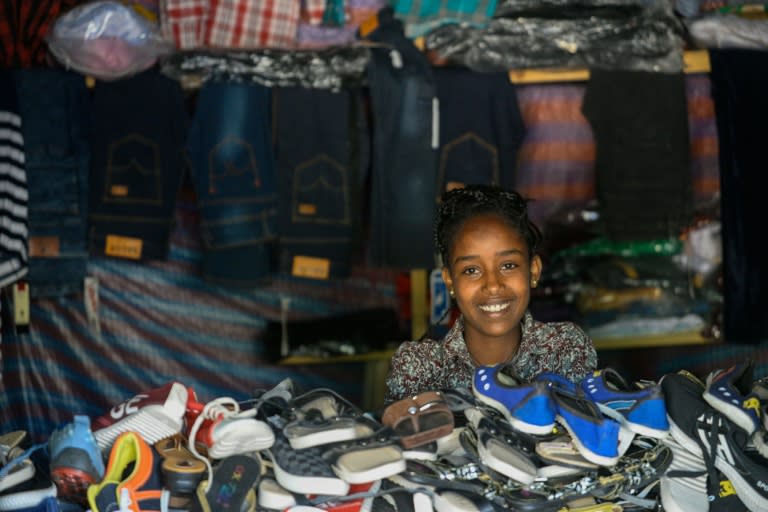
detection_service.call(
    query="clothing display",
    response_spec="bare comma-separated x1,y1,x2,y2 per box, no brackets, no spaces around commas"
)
3,2,763,511
14,69,90,298
273,86,368,279
88,68,188,262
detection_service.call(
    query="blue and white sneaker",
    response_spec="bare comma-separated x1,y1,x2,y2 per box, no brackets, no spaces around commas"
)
549,385,621,467
580,368,670,438
703,360,762,435
472,365,556,435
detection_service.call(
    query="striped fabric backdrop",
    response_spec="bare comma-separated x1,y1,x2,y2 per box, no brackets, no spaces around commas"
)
0,186,401,442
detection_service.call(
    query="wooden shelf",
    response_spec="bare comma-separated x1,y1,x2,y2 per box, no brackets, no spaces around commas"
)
508,50,711,84
280,329,715,366
592,329,717,350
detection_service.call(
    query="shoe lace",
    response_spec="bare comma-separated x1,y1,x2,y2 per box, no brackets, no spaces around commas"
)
692,409,726,496
187,397,257,494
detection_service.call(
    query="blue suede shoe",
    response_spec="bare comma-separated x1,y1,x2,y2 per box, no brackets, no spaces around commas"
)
472,365,556,435
549,385,621,467
580,368,670,438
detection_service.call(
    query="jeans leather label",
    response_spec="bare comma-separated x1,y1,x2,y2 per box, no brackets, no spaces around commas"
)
29,236,60,258
291,255,330,280
105,235,143,260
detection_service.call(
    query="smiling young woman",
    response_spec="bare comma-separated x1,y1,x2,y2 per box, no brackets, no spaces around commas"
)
384,184,597,403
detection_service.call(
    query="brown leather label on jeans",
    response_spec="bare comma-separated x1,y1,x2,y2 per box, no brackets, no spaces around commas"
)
29,236,60,257
291,255,330,280
105,235,143,260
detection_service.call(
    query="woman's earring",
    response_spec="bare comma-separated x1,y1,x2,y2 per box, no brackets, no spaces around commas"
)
449,289,455,298
531,279,538,288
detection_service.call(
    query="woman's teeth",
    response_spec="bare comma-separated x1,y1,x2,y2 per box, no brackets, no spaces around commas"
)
478,302,510,313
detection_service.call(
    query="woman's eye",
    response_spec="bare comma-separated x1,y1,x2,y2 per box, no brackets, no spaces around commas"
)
462,267,479,275
501,262,517,271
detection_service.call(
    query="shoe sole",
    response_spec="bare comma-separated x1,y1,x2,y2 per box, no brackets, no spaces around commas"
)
472,391,554,435
703,390,757,434
477,436,536,485
284,424,359,450
0,482,57,510
332,446,406,484
207,422,275,459
714,455,768,512
51,465,98,504
270,456,349,496
0,459,35,494
257,478,296,511
94,408,183,451
556,413,619,467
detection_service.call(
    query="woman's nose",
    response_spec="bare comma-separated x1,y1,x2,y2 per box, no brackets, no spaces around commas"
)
483,271,502,292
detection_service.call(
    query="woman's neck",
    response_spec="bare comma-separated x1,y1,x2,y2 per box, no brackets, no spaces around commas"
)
464,325,522,367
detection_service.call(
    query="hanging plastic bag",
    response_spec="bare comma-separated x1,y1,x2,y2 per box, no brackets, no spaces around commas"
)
46,1,173,81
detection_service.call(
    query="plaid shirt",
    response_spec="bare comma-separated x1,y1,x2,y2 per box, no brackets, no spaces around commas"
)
162,0,302,49
162,0,209,49
205,0,300,49
385,311,597,403
0,0,78,68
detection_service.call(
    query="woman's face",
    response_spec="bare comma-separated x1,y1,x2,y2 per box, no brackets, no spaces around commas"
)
442,213,542,346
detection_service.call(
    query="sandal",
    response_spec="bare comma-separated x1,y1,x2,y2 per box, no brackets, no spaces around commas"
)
382,391,455,449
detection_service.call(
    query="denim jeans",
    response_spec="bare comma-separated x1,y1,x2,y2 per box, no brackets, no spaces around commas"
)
186,80,278,287
88,68,187,261
434,66,526,194
273,86,367,279
365,7,438,269
14,69,90,297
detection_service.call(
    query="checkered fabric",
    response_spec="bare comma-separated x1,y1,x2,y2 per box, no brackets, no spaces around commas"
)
266,416,341,479
303,0,326,25
161,0,209,49
205,0,300,49
0,0,78,67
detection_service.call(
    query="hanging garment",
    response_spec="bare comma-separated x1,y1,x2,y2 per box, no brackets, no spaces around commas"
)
273,86,368,279
709,48,768,344
581,69,694,241
0,71,28,288
14,69,91,298
88,69,188,262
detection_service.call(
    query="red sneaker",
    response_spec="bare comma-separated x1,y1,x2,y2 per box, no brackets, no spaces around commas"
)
92,381,188,452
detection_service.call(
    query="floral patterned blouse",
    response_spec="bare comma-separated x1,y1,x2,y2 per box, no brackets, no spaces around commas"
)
384,311,597,403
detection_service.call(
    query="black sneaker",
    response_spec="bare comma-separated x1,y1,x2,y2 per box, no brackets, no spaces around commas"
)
662,371,768,512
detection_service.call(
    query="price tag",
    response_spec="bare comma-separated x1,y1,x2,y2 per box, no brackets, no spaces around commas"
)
291,255,330,280
13,281,30,326
105,235,143,260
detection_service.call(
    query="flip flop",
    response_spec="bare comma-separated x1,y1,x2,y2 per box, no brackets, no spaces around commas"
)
191,453,261,512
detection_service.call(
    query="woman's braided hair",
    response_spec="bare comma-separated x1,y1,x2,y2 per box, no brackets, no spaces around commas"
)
434,184,542,268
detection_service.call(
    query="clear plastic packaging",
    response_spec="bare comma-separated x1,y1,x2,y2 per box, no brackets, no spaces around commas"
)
46,1,173,81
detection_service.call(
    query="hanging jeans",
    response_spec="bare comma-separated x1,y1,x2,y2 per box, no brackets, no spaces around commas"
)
434,66,526,196
365,7,438,269
186,80,278,287
15,69,90,297
273,86,367,279
88,68,188,261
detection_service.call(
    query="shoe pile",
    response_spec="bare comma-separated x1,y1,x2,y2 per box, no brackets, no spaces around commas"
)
8,359,768,512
